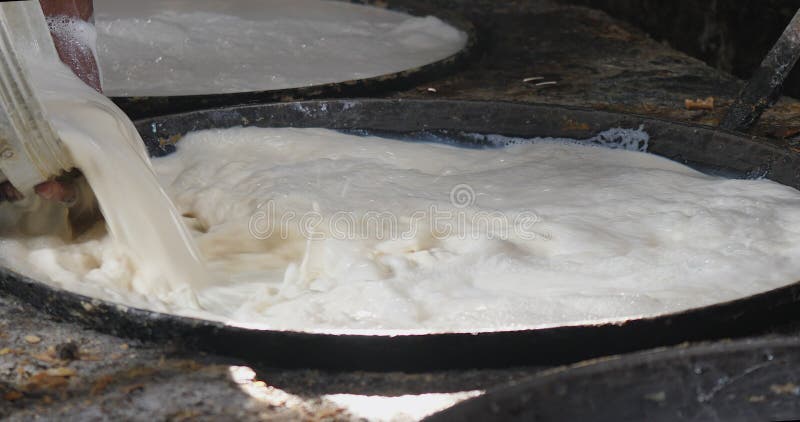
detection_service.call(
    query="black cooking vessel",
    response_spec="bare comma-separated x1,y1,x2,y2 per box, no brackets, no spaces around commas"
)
108,2,477,119
425,336,800,421
2,99,800,371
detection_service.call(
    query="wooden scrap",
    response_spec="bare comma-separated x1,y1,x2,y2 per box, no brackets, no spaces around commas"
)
24,335,41,344
685,97,715,111
91,375,114,396
3,390,23,401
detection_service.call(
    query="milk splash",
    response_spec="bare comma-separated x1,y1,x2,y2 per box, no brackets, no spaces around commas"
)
13,13,210,305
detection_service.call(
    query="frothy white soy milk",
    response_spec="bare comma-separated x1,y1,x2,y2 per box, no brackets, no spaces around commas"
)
4,126,800,332
4,33,210,305
93,0,467,96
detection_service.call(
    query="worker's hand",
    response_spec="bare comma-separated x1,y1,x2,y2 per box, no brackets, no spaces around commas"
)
0,0,101,240
35,179,77,204
1,173,100,238
0,177,77,204
29,1,98,207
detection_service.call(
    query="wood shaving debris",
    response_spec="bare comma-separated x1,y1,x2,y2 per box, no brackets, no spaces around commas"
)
31,351,62,364
45,367,77,377
24,335,41,344
79,353,103,361
770,382,800,395
3,391,23,401
684,97,714,110
772,126,800,139
124,367,157,378
24,371,72,391
91,375,114,396
313,407,347,419
169,410,202,422
121,383,145,395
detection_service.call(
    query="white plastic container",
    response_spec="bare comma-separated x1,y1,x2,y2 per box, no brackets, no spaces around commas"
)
0,0,72,194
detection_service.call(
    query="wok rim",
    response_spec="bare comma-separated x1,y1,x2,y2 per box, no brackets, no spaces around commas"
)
423,336,800,421
2,98,799,370
106,0,478,119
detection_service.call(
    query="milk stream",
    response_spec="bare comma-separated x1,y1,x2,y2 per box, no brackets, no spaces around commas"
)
13,26,210,305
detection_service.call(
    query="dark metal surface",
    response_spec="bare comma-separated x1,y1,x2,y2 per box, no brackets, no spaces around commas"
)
109,2,476,120
2,100,800,371
721,8,800,132
426,336,800,422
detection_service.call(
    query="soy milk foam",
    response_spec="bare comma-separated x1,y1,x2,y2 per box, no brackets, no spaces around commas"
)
4,123,800,332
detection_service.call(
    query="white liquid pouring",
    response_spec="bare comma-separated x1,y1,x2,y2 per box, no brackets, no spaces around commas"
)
13,31,210,305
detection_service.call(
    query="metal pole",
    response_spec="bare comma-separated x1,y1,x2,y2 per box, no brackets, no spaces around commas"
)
721,8,800,133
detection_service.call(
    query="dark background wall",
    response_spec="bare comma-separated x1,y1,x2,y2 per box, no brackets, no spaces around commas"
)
562,0,800,97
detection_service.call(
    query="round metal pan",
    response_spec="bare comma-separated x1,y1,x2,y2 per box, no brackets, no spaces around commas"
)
106,1,477,119
2,99,800,371
425,336,800,421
